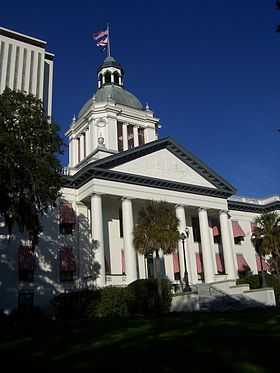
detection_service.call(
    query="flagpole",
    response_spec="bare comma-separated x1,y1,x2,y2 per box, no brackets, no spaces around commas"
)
107,23,111,57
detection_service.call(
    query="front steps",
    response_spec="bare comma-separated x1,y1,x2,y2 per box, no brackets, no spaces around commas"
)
171,280,276,312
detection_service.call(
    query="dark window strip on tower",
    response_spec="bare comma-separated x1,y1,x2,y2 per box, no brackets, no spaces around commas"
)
13,46,20,90
5,44,12,87
0,41,5,86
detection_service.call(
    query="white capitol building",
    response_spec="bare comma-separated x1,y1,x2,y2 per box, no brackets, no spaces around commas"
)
0,28,279,311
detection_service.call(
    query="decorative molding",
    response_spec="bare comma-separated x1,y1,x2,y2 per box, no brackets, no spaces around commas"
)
62,167,232,199
228,200,280,213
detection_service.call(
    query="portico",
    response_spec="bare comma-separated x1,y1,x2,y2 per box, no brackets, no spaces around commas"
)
72,169,238,288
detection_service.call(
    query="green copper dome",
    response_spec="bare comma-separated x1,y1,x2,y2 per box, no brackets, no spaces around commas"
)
78,84,143,118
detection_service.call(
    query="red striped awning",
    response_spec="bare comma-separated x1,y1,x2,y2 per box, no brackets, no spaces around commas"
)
59,203,75,225
256,255,269,272
196,253,203,273
18,246,35,271
232,221,245,238
121,250,126,274
60,247,76,272
251,222,257,234
236,254,250,272
216,253,225,273
173,251,180,273
212,226,220,237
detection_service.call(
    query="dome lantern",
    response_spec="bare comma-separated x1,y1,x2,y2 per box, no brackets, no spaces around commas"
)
97,56,124,88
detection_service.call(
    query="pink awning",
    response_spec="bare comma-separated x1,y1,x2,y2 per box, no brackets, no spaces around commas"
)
236,254,250,272
59,203,76,225
232,221,245,238
121,250,126,274
173,252,180,273
212,226,220,237
18,246,34,271
251,222,257,234
256,255,269,272
216,254,225,273
60,247,76,272
196,253,203,273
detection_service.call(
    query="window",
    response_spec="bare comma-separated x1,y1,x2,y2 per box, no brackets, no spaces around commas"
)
113,71,119,85
59,247,76,282
29,50,34,93
127,124,134,149
98,73,103,86
83,132,86,157
192,217,201,243
13,46,20,90
18,246,35,282
59,203,75,235
36,53,42,97
138,127,145,146
21,48,27,91
77,137,80,163
119,207,123,238
5,44,12,88
117,122,123,151
104,71,111,84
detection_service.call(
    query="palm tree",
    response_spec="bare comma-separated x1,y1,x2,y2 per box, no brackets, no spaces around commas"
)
252,212,280,285
133,201,180,296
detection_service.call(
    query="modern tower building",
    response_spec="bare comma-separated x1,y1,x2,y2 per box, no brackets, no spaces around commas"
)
0,27,54,118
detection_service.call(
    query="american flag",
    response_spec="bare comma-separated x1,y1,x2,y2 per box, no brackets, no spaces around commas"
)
93,29,109,49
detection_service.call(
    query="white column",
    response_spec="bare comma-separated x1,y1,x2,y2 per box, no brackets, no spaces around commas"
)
91,194,105,287
69,138,73,167
133,126,139,147
86,128,91,157
123,123,128,151
80,133,85,160
198,208,215,283
122,197,137,284
219,210,236,280
176,205,193,284
186,212,199,284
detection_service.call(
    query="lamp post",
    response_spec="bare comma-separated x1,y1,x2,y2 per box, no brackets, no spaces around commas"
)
180,229,191,292
252,233,267,288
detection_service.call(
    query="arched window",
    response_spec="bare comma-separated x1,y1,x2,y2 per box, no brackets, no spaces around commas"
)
98,74,103,86
104,71,111,84
113,71,119,85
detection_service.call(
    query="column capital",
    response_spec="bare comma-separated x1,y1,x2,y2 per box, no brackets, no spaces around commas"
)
121,196,133,202
175,203,185,209
219,209,231,218
91,193,103,198
198,207,208,213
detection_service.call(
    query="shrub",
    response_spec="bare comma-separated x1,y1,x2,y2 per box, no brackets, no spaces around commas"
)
51,289,100,320
88,286,133,319
237,274,280,306
128,278,172,315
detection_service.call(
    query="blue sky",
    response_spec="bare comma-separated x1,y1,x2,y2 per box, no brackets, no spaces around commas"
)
2,0,280,197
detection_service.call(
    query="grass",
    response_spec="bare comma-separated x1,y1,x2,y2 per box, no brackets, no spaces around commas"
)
1,310,280,371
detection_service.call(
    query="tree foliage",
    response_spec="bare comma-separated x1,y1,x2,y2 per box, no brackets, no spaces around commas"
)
133,200,180,293
133,201,180,257
0,88,63,244
252,212,280,281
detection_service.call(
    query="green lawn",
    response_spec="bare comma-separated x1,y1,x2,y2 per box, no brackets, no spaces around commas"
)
1,310,280,371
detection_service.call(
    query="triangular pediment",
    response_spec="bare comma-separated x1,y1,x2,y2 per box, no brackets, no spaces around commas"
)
90,138,236,194
112,148,216,188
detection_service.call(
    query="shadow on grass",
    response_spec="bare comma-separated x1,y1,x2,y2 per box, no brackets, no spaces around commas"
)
1,310,280,371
